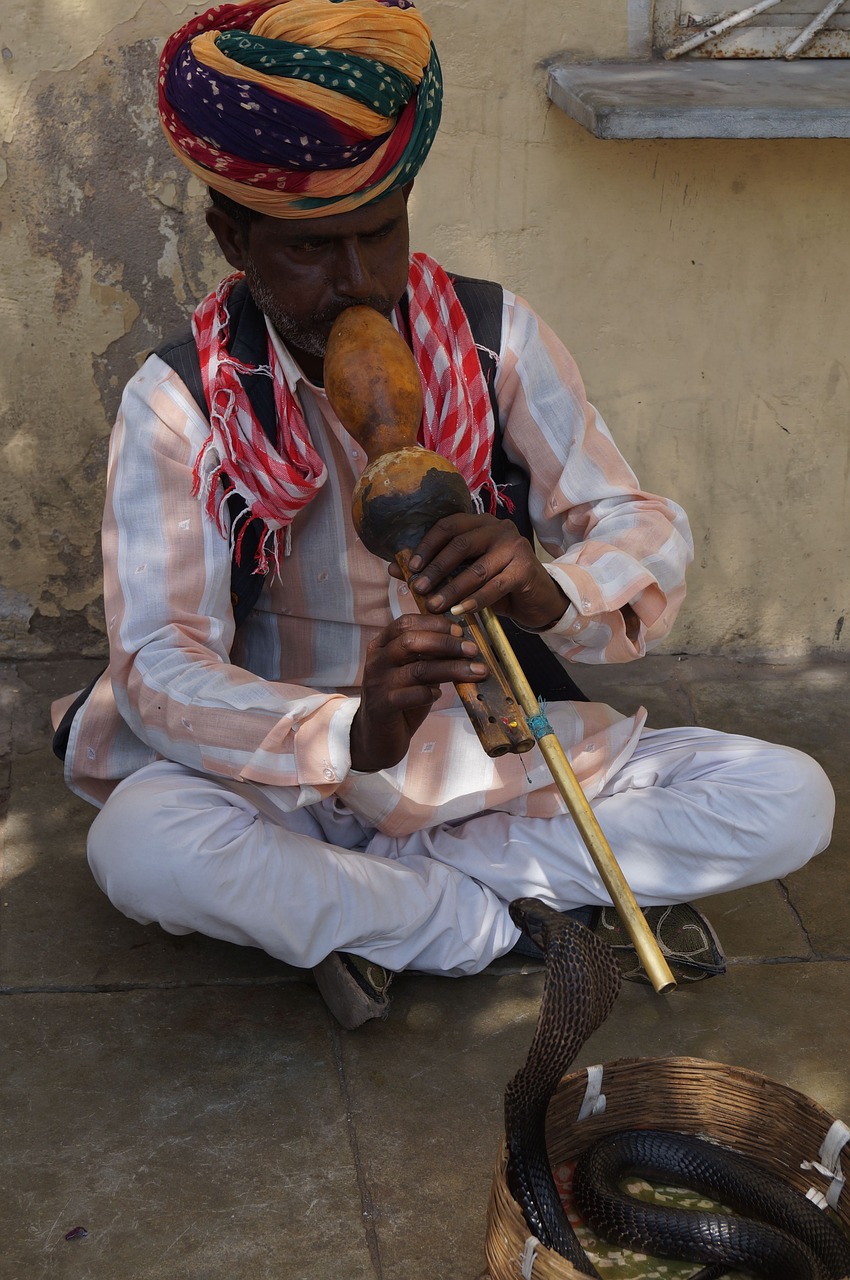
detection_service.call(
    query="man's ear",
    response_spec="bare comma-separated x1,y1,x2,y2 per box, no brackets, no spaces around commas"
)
402,180,414,205
206,206,249,271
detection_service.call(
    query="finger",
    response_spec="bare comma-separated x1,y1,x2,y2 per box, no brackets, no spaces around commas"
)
409,528,495,589
384,624,482,667
373,682,444,714
409,524,524,605
368,613,462,653
445,549,519,613
401,657,489,687
370,627,487,681
405,514,479,574
418,542,519,614
394,619,472,655
454,567,570,631
407,514,509,584
366,662,486,729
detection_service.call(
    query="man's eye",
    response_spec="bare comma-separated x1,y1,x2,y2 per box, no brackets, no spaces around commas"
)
292,240,327,254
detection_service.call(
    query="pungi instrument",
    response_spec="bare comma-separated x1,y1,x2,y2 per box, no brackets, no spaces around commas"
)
324,306,676,994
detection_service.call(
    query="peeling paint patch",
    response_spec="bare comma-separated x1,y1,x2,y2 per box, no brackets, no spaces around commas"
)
27,606,107,658
16,38,211,421
3,28,223,657
0,585,34,631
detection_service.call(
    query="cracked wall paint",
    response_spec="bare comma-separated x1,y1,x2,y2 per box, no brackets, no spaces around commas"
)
2,0,849,659
2,7,219,657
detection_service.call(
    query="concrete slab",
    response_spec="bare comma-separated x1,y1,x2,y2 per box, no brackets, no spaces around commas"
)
1,985,375,1280
2,746,297,991
684,663,850,956
782,776,850,957
337,973,541,1280
695,878,810,960
546,59,850,139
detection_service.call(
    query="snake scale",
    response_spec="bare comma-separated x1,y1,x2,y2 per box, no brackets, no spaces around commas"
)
504,897,850,1280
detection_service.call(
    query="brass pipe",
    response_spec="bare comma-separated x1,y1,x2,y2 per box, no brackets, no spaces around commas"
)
479,606,677,995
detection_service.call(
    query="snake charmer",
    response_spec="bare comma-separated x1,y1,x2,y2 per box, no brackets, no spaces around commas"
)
52,0,834,1029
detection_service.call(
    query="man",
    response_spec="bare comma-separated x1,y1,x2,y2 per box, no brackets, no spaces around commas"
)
56,0,833,1029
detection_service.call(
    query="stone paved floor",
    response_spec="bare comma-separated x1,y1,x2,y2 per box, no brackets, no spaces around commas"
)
1,655,848,1279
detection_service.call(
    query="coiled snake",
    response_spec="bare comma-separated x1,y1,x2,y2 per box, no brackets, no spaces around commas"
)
504,898,850,1280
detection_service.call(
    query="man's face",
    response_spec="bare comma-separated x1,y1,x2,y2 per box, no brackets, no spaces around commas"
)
208,190,411,374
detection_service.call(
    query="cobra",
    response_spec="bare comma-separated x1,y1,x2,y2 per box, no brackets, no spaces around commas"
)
504,898,850,1280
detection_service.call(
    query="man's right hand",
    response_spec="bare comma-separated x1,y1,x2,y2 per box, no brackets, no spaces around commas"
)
349,614,489,773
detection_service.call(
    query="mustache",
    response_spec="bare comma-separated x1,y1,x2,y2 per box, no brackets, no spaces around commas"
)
318,298,396,326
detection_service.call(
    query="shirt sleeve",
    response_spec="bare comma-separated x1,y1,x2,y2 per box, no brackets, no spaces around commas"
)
495,294,694,664
102,355,358,806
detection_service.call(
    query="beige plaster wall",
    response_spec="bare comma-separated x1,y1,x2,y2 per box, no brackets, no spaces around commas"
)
2,0,848,660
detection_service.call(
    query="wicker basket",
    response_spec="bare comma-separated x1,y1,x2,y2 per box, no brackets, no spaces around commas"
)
485,1055,850,1280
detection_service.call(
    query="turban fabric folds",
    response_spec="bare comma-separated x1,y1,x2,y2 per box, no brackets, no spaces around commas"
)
158,0,442,217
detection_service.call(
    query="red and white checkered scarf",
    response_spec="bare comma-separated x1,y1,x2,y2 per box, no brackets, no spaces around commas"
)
190,252,499,574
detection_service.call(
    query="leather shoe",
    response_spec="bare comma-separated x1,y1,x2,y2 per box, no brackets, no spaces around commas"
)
312,951,393,1029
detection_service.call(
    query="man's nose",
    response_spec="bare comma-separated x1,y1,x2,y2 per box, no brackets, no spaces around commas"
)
335,240,375,299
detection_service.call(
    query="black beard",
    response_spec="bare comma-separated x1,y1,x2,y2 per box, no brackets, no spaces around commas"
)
242,258,394,360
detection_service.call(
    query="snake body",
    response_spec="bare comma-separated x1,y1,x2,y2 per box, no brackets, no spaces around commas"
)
505,897,850,1280
574,1129,850,1280
504,898,621,1275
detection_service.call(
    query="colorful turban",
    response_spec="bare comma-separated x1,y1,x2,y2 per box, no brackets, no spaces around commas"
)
158,0,442,218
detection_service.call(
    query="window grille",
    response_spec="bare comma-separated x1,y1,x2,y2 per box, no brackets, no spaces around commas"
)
655,0,850,58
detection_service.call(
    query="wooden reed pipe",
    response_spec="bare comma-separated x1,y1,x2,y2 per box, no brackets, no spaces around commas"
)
324,305,675,992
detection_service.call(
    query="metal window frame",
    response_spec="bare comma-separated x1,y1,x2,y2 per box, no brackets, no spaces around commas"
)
655,0,850,58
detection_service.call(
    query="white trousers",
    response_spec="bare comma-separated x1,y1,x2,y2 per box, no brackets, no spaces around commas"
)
87,727,834,976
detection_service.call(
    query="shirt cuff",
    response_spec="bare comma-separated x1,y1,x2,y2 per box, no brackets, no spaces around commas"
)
541,600,590,639
326,696,361,783
537,566,590,638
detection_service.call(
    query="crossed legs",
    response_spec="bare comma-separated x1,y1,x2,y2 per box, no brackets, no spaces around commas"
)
87,726,834,978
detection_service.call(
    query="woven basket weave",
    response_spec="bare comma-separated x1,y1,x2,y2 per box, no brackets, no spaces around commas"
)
485,1055,850,1280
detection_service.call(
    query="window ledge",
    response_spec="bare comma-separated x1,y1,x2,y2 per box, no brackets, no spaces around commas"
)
546,59,850,139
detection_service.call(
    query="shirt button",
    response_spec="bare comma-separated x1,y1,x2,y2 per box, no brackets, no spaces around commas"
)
323,767,336,781
581,598,591,610
572,622,582,632
317,570,329,583
400,584,409,595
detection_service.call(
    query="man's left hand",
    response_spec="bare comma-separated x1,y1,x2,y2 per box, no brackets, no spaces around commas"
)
388,513,569,631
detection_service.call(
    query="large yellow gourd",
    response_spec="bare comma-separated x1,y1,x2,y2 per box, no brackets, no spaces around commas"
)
325,306,473,561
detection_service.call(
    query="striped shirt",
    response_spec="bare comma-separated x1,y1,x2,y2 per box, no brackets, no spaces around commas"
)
61,288,693,835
